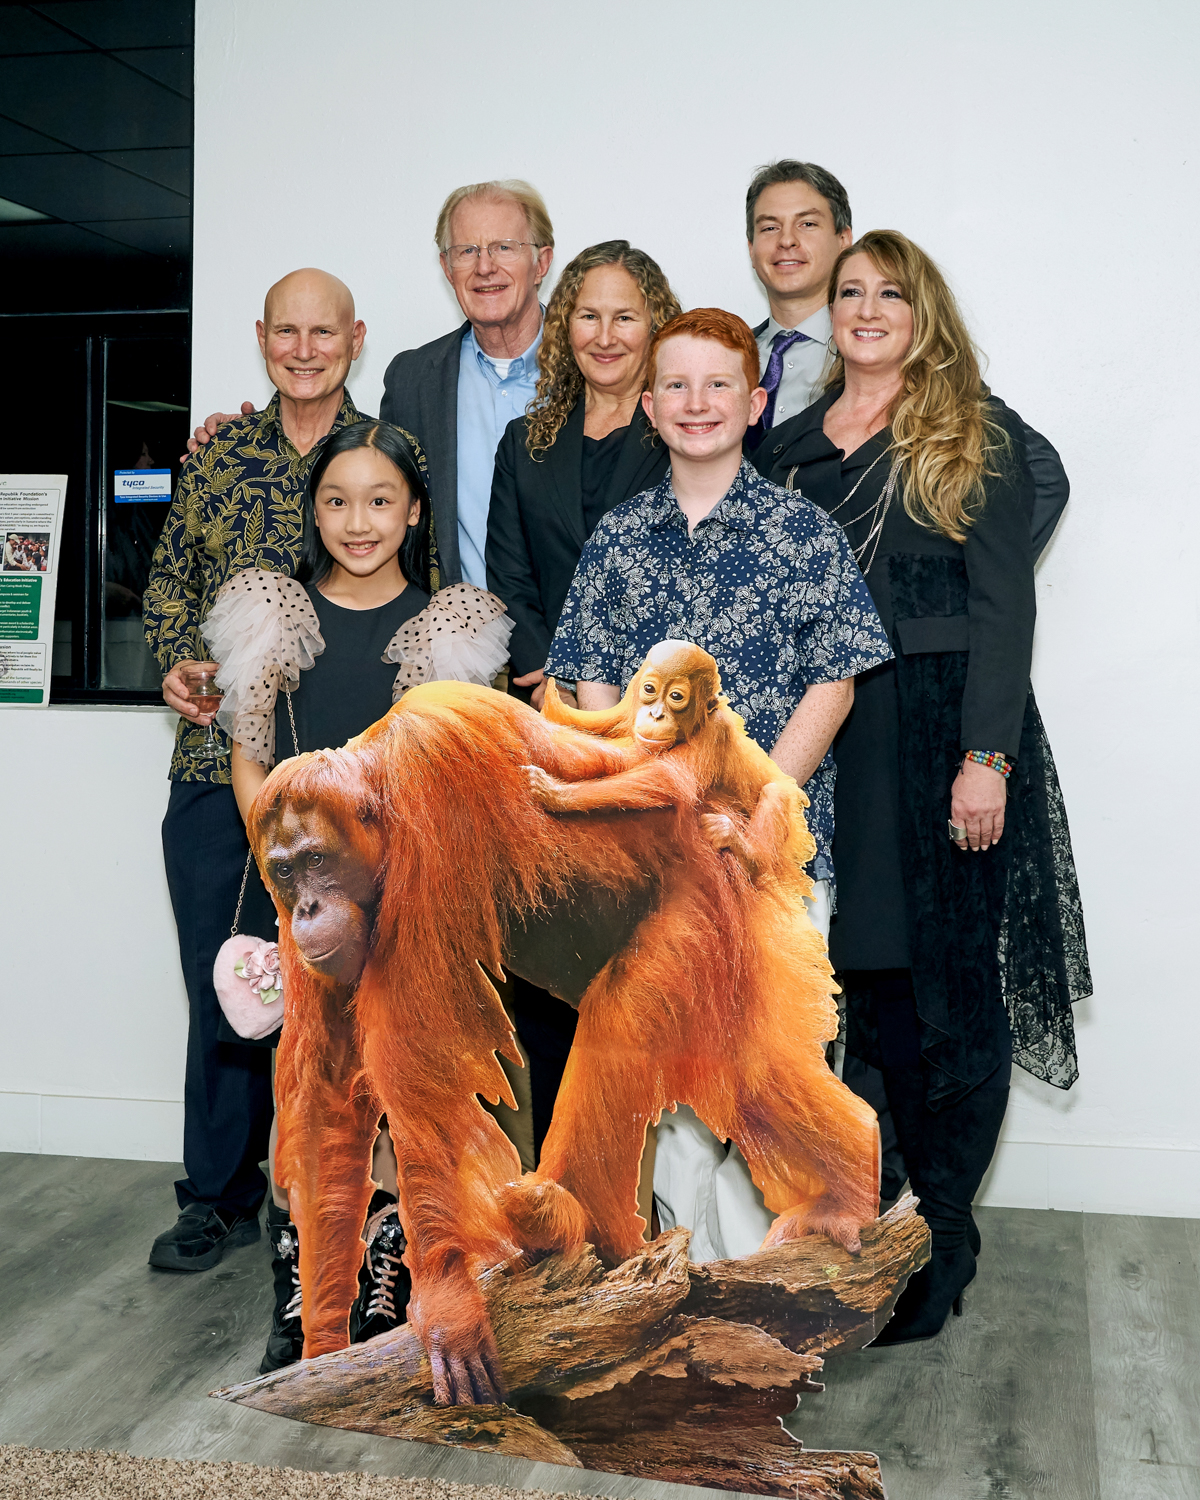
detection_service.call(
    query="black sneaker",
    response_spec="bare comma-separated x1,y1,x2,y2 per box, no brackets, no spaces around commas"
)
260,1203,304,1374
349,1191,411,1344
148,1201,260,1272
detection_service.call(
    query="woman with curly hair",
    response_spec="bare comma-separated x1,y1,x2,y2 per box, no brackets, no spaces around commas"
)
483,241,680,1172
486,240,681,715
754,231,1090,1343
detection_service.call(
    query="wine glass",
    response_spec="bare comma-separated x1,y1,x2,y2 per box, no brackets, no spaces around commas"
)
179,660,225,763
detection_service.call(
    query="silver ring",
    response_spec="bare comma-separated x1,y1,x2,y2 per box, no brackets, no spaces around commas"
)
947,820,967,840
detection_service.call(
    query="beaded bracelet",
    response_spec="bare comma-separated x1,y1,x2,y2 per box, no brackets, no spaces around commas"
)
964,750,1013,779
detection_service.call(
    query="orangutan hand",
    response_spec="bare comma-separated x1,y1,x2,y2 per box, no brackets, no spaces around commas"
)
700,811,737,853
408,1280,507,1407
525,763,567,809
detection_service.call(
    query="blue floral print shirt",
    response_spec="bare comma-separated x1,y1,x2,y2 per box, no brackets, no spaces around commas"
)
546,460,893,882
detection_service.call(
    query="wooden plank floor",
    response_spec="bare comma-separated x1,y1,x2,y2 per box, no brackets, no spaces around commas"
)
0,1153,1196,1500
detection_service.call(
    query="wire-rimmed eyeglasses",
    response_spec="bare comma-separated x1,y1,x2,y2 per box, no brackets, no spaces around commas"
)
443,240,540,269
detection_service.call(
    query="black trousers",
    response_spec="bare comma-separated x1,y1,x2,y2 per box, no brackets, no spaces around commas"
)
162,780,276,1217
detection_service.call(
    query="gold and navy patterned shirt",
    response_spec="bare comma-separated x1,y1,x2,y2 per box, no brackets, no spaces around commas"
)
143,390,426,784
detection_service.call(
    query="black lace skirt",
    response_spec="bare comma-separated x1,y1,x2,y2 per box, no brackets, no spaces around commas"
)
842,565,1090,1107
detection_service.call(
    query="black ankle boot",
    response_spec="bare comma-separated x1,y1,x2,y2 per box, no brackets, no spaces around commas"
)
259,1203,304,1373
349,1190,411,1344
874,1075,1009,1345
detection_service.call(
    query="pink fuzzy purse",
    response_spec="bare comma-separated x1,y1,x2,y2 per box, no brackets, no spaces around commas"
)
214,930,284,1040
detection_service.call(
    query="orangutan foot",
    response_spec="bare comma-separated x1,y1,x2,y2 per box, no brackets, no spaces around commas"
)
761,1199,868,1255
498,1173,589,1256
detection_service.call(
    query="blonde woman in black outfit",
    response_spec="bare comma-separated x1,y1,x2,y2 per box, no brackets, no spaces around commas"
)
754,231,1090,1343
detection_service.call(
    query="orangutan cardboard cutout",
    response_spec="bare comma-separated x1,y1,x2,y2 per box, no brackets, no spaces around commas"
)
215,642,928,1500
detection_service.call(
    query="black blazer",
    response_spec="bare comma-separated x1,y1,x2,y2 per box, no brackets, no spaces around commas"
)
486,399,669,675
753,389,1036,755
380,322,469,585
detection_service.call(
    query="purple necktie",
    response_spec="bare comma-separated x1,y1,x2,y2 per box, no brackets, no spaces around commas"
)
747,329,811,448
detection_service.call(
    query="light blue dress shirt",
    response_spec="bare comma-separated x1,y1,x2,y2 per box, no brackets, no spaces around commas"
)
456,321,542,588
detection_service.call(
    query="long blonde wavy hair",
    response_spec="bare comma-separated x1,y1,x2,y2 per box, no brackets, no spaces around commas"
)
826,230,1009,541
525,241,682,457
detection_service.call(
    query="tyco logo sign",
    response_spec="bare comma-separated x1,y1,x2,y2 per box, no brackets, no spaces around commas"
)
114,469,172,502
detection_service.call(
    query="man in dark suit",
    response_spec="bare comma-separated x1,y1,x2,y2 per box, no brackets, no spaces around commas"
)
379,179,553,590
744,159,1069,558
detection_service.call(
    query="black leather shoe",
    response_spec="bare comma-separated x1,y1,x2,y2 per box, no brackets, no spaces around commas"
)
349,1191,411,1344
148,1202,261,1272
260,1203,304,1373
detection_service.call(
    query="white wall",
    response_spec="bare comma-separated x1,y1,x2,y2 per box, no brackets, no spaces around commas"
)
4,0,1198,1217
0,707,187,1160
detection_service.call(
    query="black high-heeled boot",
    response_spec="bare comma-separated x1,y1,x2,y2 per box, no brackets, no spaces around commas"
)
875,1065,979,1256
872,1078,1008,1345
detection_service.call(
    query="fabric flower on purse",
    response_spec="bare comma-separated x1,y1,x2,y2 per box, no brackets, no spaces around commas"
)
237,942,283,1003
214,935,285,1040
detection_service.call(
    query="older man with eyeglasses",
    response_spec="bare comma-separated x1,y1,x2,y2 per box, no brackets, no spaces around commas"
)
380,180,554,592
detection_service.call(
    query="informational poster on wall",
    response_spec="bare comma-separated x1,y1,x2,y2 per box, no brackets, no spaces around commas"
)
0,474,67,707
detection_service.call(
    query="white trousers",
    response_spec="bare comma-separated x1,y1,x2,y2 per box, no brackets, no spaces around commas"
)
652,878,832,1262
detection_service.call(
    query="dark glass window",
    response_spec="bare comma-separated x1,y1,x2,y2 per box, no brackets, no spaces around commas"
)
0,0,194,703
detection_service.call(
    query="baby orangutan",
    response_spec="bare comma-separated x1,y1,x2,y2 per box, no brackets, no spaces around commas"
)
530,640,809,884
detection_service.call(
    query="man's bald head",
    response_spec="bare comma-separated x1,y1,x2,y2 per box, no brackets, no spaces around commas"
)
263,267,355,327
257,268,365,412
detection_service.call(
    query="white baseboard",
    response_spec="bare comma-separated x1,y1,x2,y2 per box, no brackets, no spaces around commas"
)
980,1139,1200,1218
2,1091,1197,1218
0,1091,183,1162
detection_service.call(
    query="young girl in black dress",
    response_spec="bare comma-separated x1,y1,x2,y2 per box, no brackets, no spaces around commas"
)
204,419,512,1372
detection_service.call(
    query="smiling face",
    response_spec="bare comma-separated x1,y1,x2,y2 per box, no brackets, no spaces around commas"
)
313,445,420,583
749,181,852,318
256,269,365,406
830,252,915,378
642,334,767,464
440,194,553,335
569,263,652,400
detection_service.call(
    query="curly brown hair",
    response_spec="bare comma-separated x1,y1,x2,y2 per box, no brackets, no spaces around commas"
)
525,240,682,457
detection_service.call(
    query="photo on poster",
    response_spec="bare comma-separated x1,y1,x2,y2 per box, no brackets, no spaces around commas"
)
210,652,924,1498
2,531,51,573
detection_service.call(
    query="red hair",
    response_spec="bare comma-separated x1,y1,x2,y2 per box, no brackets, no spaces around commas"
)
645,307,761,394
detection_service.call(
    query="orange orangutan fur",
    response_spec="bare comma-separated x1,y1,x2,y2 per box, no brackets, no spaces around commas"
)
248,649,879,1404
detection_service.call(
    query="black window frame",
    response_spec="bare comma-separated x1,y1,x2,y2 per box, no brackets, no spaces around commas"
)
0,306,191,706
